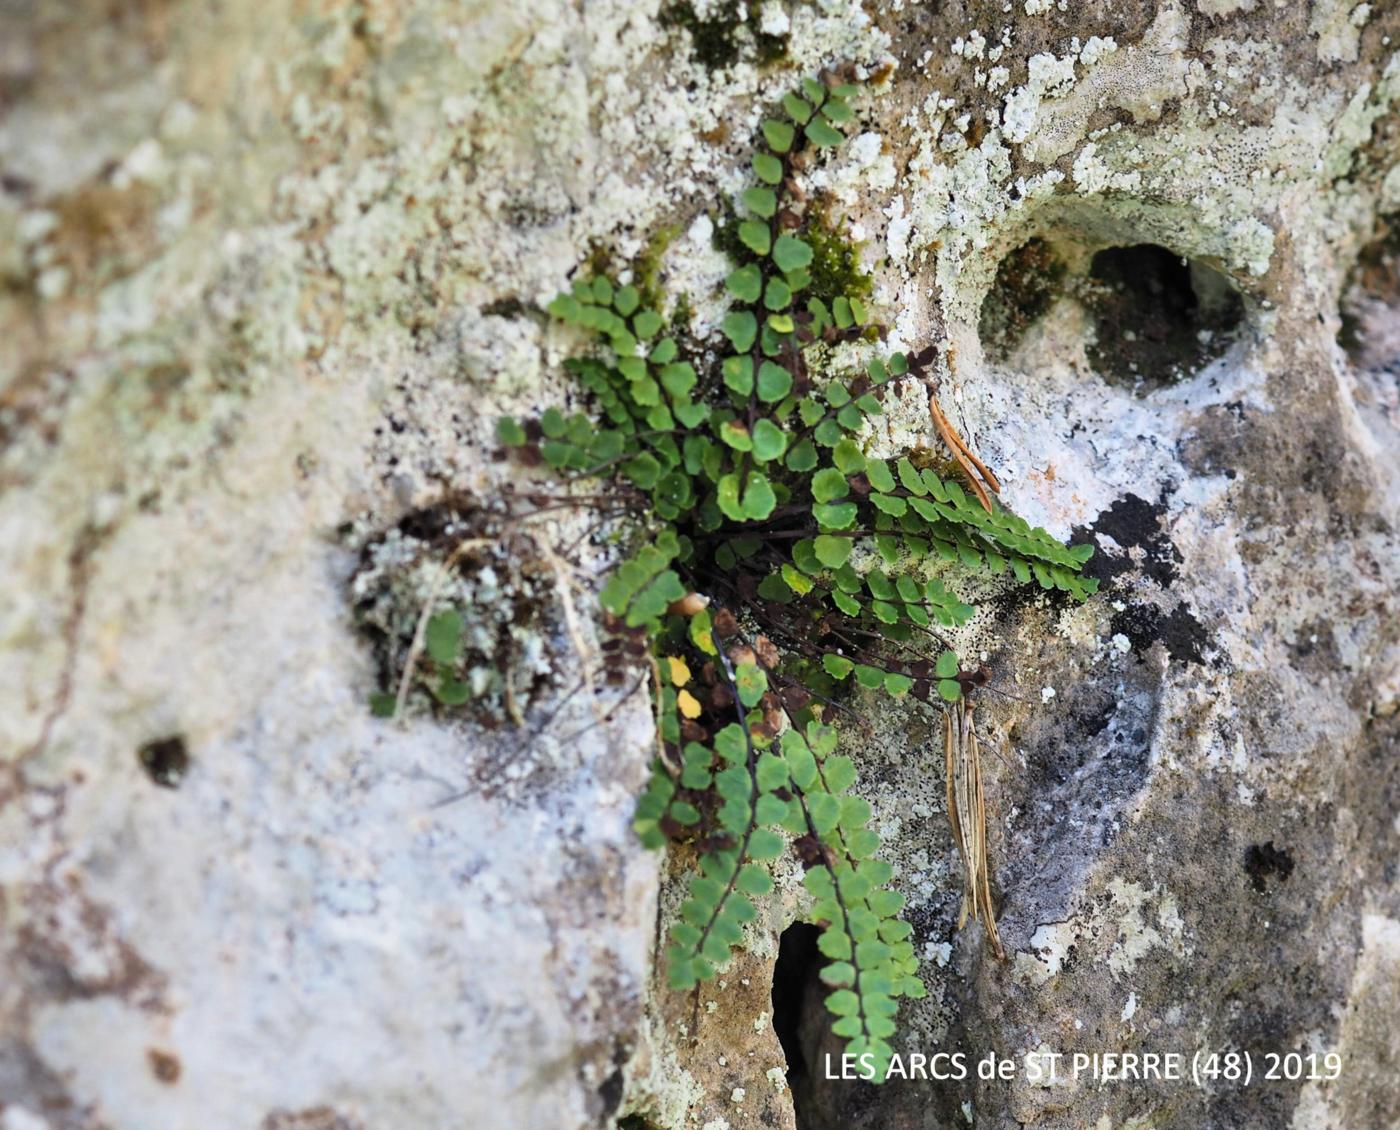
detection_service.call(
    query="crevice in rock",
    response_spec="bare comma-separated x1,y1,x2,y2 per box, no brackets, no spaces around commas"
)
771,921,820,1099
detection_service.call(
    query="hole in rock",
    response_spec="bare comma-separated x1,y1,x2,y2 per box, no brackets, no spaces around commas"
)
137,735,189,788
772,922,820,1089
1083,243,1242,390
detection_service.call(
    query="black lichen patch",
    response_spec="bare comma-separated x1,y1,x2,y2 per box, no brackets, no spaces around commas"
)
137,736,189,788
1072,492,1181,589
1243,841,1295,893
1081,244,1243,390
978,237,1067,359
660,1,788,70
1109,601,1210,665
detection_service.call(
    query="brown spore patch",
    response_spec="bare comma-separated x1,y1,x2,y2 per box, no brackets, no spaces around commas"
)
260,1108,364,1130
147,1047,181,1084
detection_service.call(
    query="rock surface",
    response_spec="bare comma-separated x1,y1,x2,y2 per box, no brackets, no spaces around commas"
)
2,2,1398,1129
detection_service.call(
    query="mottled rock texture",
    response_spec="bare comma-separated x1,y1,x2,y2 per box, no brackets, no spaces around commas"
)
2,2,1398,1129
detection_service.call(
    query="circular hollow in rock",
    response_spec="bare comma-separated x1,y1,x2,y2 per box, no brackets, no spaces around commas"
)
1082,243,1243,391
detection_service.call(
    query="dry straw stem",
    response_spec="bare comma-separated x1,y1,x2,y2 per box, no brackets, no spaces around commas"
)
944,699,1006,961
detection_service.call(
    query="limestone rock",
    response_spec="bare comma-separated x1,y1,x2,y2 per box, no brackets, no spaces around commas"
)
2,3,1398,1129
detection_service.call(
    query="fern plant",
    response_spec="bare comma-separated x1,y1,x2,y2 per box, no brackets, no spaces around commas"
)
495,75,1096,1080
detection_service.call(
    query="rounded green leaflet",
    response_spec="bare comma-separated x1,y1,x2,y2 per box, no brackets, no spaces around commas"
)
883,673,913,696
757,360,792,403
737,864,774,896
762,119,795,152
716,474,742,521
541,406,566,438
747,828,785,860
425,609,463,665
753,152,783,184
772,235,813,272
791,538,821,574
670,801,701,825
854,664,884,689
871,495,907,517
723,354,755,395
821,96,853,123
767,313,795,333
865,571,895,600
736,662,769,707
811,467,849,502
719,419,752,451
743,471,777,519
814,501,857,529
633,309,663,338
764,277,792,311
865,459,896,492
786,438,818,471
935,649,959,678
743,186,777,218
813,535,853,568
547,292,582,321
806,118,844,147
837,404,863,431
751,419,788,462
722,310,758,352
823,653,854,678
782,92,814,123
739,221,772,255
832,438,865,473
831,589,861,616
495,416,525,446
660,361,697,397
613,284,640,315
726,264,762,302
674,399,710,427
